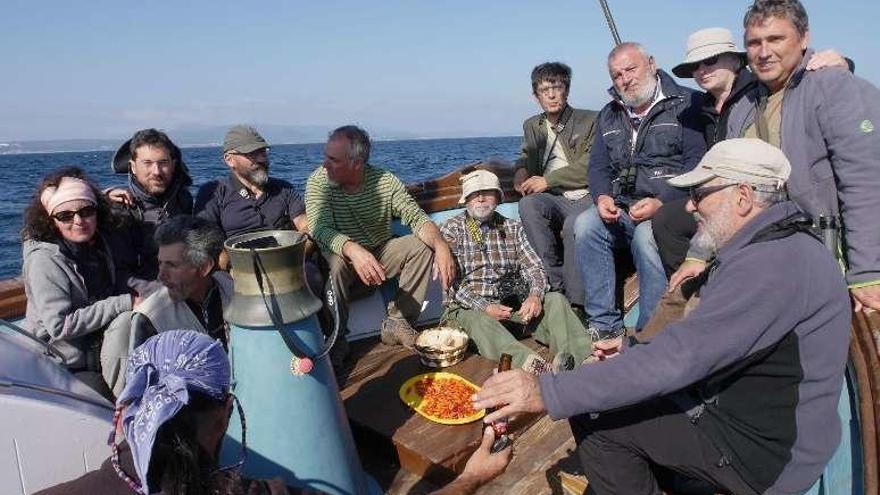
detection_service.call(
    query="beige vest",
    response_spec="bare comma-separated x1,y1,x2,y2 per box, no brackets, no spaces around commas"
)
134,272,234,334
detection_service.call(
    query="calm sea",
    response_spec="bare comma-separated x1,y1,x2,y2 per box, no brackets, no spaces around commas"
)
0,136,519,279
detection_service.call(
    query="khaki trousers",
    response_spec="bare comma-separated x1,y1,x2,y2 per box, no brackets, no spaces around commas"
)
325,234,433,330
445,292,591,369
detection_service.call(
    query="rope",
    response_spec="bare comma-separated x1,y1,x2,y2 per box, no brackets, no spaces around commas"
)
597,0,622,46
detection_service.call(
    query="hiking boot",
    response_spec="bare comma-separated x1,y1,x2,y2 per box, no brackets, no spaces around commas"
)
380,317,418,350
522,354,552,375
552,351,576,373
586,326,625,342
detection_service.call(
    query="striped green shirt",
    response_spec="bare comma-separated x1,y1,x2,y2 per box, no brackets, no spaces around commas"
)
305,165,431,255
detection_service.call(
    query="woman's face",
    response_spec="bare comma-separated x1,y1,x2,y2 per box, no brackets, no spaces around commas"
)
51,199,98,243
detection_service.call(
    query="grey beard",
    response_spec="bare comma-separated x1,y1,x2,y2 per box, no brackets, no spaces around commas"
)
466,204,495,222
243,166,269,187
622,77,657,109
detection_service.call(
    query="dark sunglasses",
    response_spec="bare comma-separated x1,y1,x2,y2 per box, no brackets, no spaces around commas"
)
698,55,720,68
52,205,97,223
689,183,737,204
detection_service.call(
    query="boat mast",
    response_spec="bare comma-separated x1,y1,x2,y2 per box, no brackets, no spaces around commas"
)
597,0,623,46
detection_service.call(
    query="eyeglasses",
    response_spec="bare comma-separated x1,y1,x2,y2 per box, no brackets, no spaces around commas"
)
52,205,97,223
536,84,567,96
697,55,720,68
689,183,737,204
232,148,269,161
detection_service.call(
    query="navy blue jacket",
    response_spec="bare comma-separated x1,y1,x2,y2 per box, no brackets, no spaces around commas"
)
588,70,706,207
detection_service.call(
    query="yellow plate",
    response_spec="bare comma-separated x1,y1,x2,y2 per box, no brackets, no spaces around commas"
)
399,372,486,425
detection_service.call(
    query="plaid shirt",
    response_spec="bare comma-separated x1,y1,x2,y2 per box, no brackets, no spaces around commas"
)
440,212,547,311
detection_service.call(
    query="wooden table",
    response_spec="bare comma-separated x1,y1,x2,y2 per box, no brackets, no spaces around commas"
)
342,349,540,484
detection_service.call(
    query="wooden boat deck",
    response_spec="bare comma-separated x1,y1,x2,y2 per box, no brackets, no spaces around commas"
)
340,335,590,495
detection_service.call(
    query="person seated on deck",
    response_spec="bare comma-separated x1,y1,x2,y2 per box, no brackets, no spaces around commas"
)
440,169,590,374
38,330,511,495
572,41,706,339
513,62,598,309
21,167,143,398
305,125,455,368
101,215,232,397
474,139,852,495
105,129,194,296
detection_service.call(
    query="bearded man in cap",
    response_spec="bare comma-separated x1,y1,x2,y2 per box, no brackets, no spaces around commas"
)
440,169,590,374
195,125,308,239
474,138,851,495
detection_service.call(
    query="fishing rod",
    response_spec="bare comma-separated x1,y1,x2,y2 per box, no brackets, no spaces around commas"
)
597,0,622,46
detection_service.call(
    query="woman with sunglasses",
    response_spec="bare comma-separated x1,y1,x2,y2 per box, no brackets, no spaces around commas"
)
22,166,141,396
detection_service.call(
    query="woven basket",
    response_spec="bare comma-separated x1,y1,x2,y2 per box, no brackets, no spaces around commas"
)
415,326,469,368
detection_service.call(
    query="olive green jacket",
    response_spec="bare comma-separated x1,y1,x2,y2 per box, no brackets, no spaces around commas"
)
514,106,598,193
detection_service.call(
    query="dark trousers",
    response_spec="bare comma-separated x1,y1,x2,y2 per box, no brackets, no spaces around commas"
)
570,399,758,495
652,197,697,277
518,192,591,305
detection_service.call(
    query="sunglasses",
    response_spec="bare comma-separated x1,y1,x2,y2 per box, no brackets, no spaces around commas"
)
52,205,97,223
698,55,720,68
689,183,737,204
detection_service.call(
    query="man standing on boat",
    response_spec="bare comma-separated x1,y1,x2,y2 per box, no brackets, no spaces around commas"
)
572,42,705,337
718,0,880,312
513,62,597,309
474,138,851,495
441,169,590,374
194,125,309,239
306,125,455,359
106,128,194,293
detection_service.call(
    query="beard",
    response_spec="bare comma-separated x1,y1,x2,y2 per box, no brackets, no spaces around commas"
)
467,203,495,222
692,204,737,253
242,165,269,187
620,75,657,108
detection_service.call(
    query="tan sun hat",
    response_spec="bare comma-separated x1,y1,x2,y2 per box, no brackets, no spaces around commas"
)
668,138,791,189
459,169,503,204
672,27,745,78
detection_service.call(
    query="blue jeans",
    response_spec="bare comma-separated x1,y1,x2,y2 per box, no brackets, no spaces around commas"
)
573,207,667,331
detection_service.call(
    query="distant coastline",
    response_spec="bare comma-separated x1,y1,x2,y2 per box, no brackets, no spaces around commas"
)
0,127,519,156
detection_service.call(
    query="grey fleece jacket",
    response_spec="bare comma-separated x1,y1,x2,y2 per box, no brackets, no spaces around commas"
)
540,202,851,494
726,48,880,287
22,238,133,369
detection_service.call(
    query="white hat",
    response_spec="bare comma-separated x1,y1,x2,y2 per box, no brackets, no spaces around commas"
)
668,138,791,189
672,27,745,78
459,169,503,204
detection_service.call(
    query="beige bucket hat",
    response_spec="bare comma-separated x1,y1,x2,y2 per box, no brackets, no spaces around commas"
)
459,169,504,204
672,27,745,78
668,138,791,189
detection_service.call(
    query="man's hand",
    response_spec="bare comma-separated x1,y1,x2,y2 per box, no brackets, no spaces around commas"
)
852,285,880,312
591,337,623,361
596,195,620,223
629,197,662,222
806,49,849,71
342,241,386,286
520,176,549,195
432,241,456,291
106,188,135,207
485,304,513,321
668,259,706,292
513,168,530,194
472,369,546,424
517,295,542,323
429,426,512,495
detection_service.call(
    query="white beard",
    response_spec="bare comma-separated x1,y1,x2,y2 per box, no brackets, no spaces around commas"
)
467,204,495,222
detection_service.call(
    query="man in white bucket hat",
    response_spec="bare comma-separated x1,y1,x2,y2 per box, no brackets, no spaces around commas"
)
440,168,590,374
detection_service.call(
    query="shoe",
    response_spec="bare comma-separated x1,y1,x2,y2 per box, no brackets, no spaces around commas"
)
586,326,625,342
522,354,552,375
380,317,418,350
552,352,576,373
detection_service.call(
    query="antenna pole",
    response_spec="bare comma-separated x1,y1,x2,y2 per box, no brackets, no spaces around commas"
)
597,0,623,46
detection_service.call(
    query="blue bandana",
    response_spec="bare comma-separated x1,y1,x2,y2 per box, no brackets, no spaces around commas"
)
117,330,230,494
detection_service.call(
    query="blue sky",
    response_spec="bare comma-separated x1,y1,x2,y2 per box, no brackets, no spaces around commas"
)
1,0,878,141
